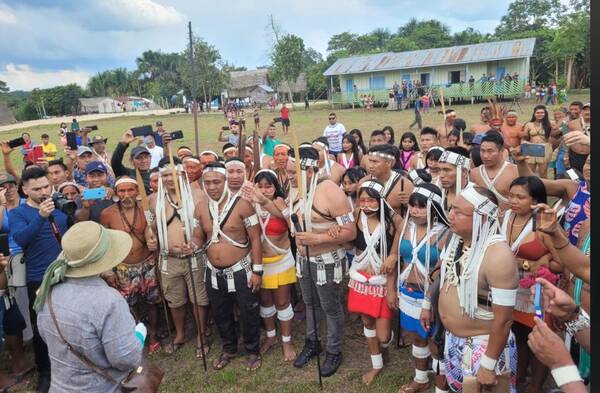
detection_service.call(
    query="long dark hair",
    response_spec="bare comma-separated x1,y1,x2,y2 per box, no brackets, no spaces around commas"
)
382,125,395,145
341,134,361,163
343,166,367,184
254,171,286,199
349,128,367,154
399,131,419,152
530,105,553,139
358,181,396,231
408,183,449,226
509,176,547,205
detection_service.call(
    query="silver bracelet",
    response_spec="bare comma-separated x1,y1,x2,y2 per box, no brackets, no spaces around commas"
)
565,308,590,337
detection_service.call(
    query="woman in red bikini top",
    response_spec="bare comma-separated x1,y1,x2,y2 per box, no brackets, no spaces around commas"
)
503,175,562,392
245,169,297,361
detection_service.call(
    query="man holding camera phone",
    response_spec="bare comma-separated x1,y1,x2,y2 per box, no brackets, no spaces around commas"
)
111,130,155,194
10,167,71,393
74,161,115,223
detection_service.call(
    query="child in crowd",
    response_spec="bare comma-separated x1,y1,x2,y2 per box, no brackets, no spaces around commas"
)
398,132,419,171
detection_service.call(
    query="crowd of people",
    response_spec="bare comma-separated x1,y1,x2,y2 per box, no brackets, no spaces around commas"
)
0,99,591,393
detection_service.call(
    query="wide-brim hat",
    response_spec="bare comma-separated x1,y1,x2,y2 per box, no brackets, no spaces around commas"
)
62,221,132,278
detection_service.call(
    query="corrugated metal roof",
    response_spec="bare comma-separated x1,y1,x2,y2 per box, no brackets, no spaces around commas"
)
323,38,536,76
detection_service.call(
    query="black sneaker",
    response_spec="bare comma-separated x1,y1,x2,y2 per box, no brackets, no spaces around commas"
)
320,351,343,377
37,372,51,393
293,339,321,368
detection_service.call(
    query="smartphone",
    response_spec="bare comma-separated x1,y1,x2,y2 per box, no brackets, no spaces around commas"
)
66,133,78,150
273,117,282,123
170,130,184,140
520,143,546,157
534,282,543,319
462,132,474,144
221,126,230,131
131,125,153,137
0,233,9,256
531,207,539,231
85,125,98,131
82,188,107,201
8,137,25,149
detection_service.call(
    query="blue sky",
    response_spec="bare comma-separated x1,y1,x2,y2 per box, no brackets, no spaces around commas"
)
0,0,516,91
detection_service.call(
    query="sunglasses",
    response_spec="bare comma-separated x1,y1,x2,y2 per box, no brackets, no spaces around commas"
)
328,117,336,120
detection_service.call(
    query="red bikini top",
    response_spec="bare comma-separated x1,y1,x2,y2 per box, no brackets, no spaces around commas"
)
516,235,548,262
264,215,288,236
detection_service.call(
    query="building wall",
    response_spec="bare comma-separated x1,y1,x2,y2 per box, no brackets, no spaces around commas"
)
337,58,528,91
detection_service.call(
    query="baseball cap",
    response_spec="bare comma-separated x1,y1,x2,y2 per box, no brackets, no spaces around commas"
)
131,146,151,158
582,102,590,109
471,133,486,145
0,173,17,186
89,135,108,144
77,146,94,156
85,161,108,174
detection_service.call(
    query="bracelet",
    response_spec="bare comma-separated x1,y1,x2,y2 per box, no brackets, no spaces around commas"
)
421,298,432,310
551,365,582,387
554,239,571,250
565,308,590,337
252,264,263,272
479,354,498,371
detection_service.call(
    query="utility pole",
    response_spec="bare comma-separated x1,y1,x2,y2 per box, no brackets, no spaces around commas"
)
188,21,200,156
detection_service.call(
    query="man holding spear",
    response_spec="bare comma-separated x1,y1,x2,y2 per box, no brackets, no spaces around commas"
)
148,156,210,363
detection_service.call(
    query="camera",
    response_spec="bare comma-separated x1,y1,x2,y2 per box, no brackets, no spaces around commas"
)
52,192,77,216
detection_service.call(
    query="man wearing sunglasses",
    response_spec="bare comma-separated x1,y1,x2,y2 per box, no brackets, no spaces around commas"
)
323,113,346,158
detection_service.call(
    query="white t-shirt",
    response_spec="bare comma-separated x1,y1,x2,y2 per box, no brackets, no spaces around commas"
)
323,122,346,153
147,145,164,168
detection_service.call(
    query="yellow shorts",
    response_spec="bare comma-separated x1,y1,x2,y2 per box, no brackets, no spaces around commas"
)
261,252,297,289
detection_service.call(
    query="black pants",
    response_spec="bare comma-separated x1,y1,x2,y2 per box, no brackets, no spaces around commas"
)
27,281,51,375
205,267,261,355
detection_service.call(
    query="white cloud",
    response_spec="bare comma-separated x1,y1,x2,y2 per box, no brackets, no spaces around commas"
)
0,64,91,91
0,4,17,24
97,0,185,28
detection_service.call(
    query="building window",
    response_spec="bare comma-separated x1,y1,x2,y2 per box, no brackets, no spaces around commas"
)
449,71,461,84
370,76,385,90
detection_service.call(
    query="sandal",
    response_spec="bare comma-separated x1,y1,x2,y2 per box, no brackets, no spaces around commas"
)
245,354,262,371
164,340,186,355
212,352,237,370
196,342,210,360
148,341,161,354
398,382,432,393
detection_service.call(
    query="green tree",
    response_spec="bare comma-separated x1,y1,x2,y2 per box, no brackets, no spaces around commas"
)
495,0,566,36
452,28,489,46
549,12,588,89
270,34,307,104
385,36,418,52
0,80,8,93
396,19,453,49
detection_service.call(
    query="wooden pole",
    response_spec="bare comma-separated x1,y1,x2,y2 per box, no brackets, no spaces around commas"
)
188,21,200,156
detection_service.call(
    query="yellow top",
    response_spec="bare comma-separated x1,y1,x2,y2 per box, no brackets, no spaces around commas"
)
42,142,57,159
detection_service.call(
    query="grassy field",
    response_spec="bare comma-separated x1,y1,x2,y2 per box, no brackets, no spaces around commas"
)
0,92,588,172
2,94,588,392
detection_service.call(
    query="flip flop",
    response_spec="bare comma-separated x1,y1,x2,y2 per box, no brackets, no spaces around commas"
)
196,343,210,360
245,354,262,371
164,340,186,354
10,365,34,379
148,341,161,354
212,352,237,371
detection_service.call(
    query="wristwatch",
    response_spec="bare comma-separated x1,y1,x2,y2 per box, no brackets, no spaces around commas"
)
565,307,590,337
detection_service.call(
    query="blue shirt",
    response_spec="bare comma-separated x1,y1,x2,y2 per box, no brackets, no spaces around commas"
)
10,204,69,282
1,198,27,255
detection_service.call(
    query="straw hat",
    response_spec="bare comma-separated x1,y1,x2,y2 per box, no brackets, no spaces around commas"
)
62,221,132,278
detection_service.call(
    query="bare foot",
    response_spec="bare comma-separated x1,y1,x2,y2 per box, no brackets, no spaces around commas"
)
260,336,277,355
362,368,382,385
398,380,431,393
282,341,296,362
